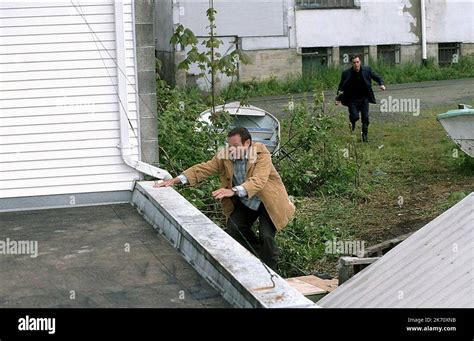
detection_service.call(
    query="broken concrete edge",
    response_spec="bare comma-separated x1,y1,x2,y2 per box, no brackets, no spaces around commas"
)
131,181,318,308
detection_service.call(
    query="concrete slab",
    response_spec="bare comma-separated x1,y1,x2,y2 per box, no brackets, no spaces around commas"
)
0,204,230,308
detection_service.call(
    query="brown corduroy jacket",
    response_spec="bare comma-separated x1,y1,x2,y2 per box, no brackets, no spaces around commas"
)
182,142,295,231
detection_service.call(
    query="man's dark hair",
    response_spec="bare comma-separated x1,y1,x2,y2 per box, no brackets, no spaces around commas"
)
350,54,361,61
228,127,252,144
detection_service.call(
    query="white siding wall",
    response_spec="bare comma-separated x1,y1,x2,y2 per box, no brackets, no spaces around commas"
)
0,0,140,199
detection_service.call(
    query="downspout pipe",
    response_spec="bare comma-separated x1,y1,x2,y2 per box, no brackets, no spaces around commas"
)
420,0,427,65
115,1,172,181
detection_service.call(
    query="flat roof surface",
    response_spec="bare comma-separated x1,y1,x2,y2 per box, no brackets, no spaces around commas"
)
0,204,230,308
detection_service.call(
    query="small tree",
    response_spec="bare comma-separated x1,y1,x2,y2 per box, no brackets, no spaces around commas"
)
170,6,250,120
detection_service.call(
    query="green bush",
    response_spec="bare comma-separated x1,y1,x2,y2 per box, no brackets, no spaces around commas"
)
277,217,339,277
275,90,356,196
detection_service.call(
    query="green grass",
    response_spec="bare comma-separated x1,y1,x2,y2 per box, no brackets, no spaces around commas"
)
224,55,474,100
276,103,474,278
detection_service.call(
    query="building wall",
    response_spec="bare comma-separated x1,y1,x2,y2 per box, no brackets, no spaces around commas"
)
461,43,474,56
400,44,422,64
425,0,474,43
154,0,176,85
176,0,286,37
295,0,419,47
154,0,174,52
0,0,141,199
239,49,302,82
155,0,297,87
155,0,474,88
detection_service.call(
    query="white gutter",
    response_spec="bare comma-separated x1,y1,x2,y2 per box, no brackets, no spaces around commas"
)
115,1,172,181
420,0,427,62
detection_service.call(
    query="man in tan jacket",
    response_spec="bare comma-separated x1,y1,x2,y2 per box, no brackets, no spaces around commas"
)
155,127,295,269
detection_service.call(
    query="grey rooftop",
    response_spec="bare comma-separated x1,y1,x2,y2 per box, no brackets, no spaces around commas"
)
0,204,229,308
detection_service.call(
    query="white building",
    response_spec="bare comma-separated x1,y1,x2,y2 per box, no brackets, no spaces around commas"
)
0,0,170,211
155,0,474,88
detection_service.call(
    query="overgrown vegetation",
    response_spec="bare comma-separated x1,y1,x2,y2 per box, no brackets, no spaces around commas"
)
223,55,474,99
276,103,474,277
158,64,474,278
274,89,358,196
158,7,473,279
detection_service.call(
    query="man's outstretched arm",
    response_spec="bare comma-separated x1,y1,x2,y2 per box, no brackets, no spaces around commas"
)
154,154,221,188
369,68,386,90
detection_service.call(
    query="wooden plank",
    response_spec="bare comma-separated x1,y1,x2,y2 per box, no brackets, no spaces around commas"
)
358,233,413,257
338,257,380,284
340,256,380,266
285,278,326,296
296,275,338,293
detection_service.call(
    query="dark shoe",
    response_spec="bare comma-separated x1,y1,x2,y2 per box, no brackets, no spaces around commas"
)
362,123,369,142
362,132,368,142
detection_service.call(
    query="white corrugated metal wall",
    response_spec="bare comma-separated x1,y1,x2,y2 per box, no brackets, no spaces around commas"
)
0,0,141,199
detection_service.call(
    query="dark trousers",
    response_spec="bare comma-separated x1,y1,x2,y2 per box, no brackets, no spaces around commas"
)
348,97,369,134
226,199,279,270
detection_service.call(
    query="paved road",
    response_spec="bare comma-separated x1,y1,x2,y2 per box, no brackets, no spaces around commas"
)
249,78,474,123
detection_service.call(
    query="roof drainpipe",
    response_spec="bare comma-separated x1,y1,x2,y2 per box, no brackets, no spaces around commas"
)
420,0,427,65
115,0,172,181
122,150,172,181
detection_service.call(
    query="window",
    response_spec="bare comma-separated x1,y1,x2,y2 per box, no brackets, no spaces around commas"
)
296,0,358,9
301,47,332,75
377,45,400,65
340,46,368,66
438,43,460,67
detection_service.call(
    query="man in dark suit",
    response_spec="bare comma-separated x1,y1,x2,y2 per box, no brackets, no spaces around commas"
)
336,54,385,142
